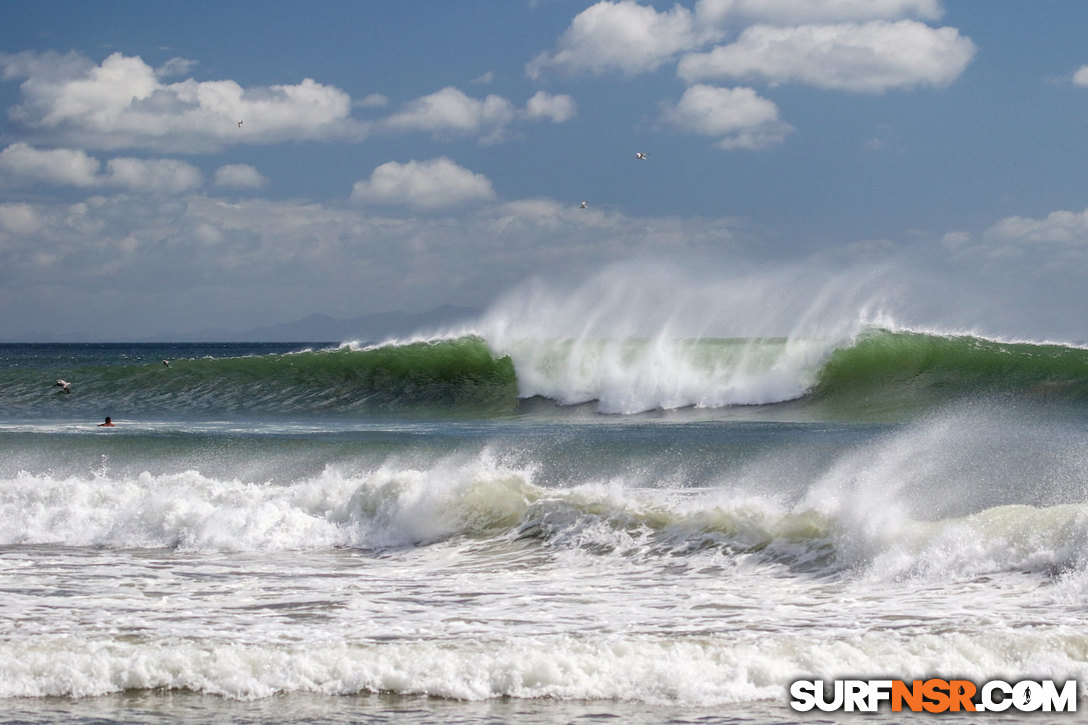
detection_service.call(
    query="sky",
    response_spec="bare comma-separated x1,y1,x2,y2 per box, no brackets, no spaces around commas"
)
3,1,1088,341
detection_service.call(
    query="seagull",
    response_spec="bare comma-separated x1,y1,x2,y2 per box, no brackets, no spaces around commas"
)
54,380,71,394
579,201,588,209
635,152,647,160
237,120,244,128
162,360,170,367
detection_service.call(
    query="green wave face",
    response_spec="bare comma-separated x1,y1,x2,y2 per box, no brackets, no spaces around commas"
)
810,330,1088,418
4,330,1088,421
2,338,519,418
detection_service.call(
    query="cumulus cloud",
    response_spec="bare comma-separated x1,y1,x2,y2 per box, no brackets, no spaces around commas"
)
0,52,575,156
379,86,576,142
104,157,202,194
0,49,93,84
350,157,496,210
0,142,100,186
357,93,390,108
0,51,364,152
528,0,954,80
678,20,976,92
381,86,516,140
213,164,268,189
661,84,792,149
694,0,943,25
941,231,972,250
155,56,198,78
524,91,577,123
1073,65,1088,87
0,202,41,235
527,0,715,78
986,209,1088,245
0,143,202,194
527,2,972,153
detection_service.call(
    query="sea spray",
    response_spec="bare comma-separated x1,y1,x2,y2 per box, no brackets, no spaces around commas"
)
474,261,890,412
797,405,1088,580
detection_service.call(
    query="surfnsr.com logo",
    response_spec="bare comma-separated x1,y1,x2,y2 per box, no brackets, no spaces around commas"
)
790,679,1077,713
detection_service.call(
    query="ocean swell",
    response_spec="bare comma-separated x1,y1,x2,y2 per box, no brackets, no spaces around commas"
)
3,327,1088,419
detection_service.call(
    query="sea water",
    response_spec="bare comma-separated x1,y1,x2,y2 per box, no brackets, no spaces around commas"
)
2,327,1088,724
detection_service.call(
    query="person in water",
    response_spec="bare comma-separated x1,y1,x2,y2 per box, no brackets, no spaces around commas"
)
98,417,115,427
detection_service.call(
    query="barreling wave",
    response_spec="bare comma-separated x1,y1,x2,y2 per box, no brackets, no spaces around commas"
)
2,338,518,418
4,328,1088,419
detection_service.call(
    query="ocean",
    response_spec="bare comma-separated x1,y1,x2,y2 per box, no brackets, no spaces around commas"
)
2,322,1088,723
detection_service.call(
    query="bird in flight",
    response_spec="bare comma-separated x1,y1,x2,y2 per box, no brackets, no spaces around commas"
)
579,201,588,209
635,152,647,160
54,379,71,394
237,120,244,128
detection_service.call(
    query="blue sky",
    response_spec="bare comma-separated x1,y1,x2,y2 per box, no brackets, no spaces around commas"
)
3,1,1088,341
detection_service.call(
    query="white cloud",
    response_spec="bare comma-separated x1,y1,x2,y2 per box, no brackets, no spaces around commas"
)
527,0,714,78
0,142,100,186
380,87,576,142
214,164,268,189
351,157,496,210
8,189,1087,344
987,209,1088,245
0,50,96,100
694,0,943,25
104,157,202,194
941,231,972,249
678,20,976,92
524,91,577,123
156,57,198,78
0,191,752,339
661,84,792,149
528,0,949,80
1,51,364,152
0,202,41,235
0,143,201,194
357,93,389,108
1073,65,1088,87
381,86,516,141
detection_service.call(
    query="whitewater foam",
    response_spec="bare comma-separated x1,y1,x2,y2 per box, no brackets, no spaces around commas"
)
4,427,1086,586
4,628,1088,703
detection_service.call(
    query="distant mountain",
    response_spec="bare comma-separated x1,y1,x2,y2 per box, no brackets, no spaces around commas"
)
149,305,482,343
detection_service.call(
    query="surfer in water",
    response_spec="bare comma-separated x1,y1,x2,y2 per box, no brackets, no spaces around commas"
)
98,417,114,427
